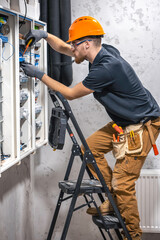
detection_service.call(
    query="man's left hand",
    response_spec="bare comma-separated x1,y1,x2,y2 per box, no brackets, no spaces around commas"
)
20,62,45,80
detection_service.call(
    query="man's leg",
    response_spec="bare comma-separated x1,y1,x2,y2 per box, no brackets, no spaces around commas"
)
81,121,116,214
112,155,145,239
112,117,160,239
81,121,115,189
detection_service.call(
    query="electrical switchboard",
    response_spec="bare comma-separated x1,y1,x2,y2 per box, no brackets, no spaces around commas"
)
0,7,48,174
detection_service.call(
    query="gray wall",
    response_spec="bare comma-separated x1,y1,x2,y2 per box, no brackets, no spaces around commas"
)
0,0,160,239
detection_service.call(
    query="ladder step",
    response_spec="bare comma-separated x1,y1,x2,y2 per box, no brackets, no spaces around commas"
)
59,179,104,194
92,215,122,229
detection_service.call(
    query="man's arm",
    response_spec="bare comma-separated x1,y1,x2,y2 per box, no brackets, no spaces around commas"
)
25,30,74,57
46,33,74,57
21,62,93,100
41,74,94,100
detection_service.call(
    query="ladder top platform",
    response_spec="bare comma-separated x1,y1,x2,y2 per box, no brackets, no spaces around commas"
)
59,179,104,194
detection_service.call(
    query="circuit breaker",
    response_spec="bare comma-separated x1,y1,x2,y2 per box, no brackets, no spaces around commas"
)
0,7,48,173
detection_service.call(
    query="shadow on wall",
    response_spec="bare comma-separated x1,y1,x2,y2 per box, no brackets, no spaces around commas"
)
0,156,31,198
0,156,33,240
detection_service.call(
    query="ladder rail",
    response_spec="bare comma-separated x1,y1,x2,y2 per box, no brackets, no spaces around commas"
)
47,120,105,240
54,91,131,239
48,90,132,240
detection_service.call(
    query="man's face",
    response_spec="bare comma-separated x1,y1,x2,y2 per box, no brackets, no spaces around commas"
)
70,39,91,64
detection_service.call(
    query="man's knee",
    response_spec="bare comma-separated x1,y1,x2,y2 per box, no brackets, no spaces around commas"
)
81,144,85,154
80,137,97,155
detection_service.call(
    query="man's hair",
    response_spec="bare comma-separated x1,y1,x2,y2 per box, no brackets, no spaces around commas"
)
76,35,103,47
92,37,102,47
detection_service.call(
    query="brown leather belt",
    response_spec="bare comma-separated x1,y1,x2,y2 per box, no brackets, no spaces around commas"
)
144,120,159,155
141,116,159,124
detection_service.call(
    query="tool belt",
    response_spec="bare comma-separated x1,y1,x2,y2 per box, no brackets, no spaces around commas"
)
112,117,160,160
112,123,143,160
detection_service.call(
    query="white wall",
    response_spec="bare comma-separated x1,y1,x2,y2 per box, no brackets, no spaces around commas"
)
0,0,160,240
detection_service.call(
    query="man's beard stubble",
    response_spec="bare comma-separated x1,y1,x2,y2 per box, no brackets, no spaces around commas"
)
74,55,85,64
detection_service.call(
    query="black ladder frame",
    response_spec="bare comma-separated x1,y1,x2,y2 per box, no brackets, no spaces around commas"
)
47,91,132,240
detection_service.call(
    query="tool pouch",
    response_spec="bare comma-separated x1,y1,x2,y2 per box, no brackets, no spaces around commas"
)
125,123,143,154
112,136,126,160
112,123,143,160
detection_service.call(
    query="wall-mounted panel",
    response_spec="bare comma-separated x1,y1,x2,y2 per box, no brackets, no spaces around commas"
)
0,7,48,173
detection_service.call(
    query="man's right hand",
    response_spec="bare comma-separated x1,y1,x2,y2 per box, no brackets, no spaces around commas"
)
25,29,48,46
20,62,45,80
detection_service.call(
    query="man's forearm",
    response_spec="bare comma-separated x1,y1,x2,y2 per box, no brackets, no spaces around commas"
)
45,33,73,57
41,74,93,100
41,74,73,100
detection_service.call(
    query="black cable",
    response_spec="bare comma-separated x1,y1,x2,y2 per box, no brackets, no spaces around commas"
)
19,0,27,29
1,144,3,157
1,144,10,160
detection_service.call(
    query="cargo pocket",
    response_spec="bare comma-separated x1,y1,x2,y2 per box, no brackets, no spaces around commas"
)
123,155,146,175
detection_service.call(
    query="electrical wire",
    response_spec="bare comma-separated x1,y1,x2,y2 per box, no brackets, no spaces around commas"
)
1,140,11,161
19,48,24,55
2,41,15,61
1,147,10,161
19,0,27,29
19,48,34,56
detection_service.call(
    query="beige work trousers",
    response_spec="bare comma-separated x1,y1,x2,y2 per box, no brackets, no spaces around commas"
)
82,117,160,239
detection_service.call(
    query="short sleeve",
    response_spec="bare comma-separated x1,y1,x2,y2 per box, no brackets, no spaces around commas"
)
82,64,113,92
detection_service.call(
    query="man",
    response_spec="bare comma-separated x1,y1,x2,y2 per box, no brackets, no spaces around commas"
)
21,16,160,240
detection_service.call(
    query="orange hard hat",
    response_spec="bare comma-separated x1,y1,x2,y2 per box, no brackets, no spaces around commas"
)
67,16,105,43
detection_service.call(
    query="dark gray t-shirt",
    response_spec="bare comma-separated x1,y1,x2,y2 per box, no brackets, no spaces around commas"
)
82,44,160,126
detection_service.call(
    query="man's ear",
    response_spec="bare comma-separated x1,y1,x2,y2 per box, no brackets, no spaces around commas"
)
85,41,90,49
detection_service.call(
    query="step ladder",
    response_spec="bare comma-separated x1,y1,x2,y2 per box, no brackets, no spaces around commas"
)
47,91,132,240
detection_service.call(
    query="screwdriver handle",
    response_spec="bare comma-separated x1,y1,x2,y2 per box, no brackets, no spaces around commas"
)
23,38,33,56
112,123,123,134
